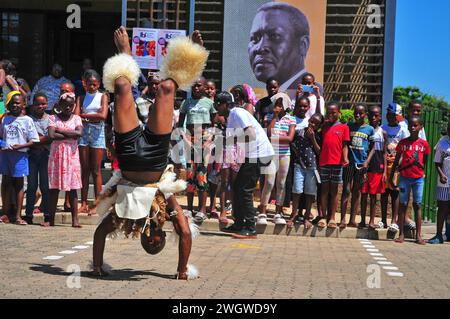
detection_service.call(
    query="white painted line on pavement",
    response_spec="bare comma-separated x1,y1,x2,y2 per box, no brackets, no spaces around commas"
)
373,257,388,261
358,239,403,279
383,266,399,271
387,272,404,277
377,261,393,265
43,256,64,260
72,245,89,250
85,241,93,245
59,250,77,255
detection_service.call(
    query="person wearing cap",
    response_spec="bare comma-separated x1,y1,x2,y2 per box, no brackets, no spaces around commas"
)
215,91,274,238
256,92,296,225
381,103,411,233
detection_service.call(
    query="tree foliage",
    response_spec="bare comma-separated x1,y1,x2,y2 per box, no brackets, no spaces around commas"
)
394,86,450,133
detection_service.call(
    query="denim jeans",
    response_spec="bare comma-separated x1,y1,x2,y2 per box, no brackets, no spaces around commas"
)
26,149,50,221
398,176,424,206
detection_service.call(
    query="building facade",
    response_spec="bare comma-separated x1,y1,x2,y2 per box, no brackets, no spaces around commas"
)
1,0,394,107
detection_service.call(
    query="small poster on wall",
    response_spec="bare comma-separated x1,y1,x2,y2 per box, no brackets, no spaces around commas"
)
132,28,186,70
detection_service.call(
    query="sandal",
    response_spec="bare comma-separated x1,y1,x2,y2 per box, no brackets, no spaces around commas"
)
15,219,28,226
327,220,338,229
317,220,327,228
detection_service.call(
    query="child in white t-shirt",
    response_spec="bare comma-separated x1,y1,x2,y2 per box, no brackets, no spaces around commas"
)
0,91,39,225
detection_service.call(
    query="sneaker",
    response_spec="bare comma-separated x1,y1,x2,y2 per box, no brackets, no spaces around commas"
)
388,223,399,233
225,200,232,212
232,229,257,239
256,214,268,225
193,212,207,224
221,224,243,234
273,214,287,225
428,235,444,244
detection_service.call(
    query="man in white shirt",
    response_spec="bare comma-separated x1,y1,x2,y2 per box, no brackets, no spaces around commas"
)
215,91,274,239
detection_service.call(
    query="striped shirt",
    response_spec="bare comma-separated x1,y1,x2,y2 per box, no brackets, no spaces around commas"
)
264,113,296,156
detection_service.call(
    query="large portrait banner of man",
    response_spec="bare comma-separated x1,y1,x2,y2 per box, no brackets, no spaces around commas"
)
222,0,327,100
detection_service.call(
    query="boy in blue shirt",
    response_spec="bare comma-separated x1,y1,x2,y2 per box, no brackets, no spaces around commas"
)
340,105,375,228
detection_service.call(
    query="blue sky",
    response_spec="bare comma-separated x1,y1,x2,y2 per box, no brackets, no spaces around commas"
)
394,0,450,101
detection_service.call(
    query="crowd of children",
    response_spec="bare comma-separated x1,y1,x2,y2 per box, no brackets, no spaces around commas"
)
0,58,449,245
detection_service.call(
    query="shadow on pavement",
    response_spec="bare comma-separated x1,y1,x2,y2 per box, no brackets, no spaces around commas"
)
29,263,175,281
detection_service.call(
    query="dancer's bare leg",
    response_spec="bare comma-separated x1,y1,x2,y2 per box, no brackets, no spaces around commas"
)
113,26,140,134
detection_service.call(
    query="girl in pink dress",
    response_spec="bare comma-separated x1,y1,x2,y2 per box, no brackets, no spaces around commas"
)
48,93,83,227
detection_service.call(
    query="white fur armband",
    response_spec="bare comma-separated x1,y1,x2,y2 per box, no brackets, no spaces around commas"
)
102,53,141,92
159,36,209,91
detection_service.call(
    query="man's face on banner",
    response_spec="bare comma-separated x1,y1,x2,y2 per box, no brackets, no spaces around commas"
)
248,9,303,84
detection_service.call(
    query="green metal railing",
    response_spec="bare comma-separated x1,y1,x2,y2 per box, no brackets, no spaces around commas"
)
422,110,443,222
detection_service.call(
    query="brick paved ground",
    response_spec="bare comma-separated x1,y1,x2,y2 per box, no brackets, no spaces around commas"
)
1,223,449,299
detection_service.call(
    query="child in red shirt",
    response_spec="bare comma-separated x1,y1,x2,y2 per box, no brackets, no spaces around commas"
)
390,116,430,244
317,103,350,228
